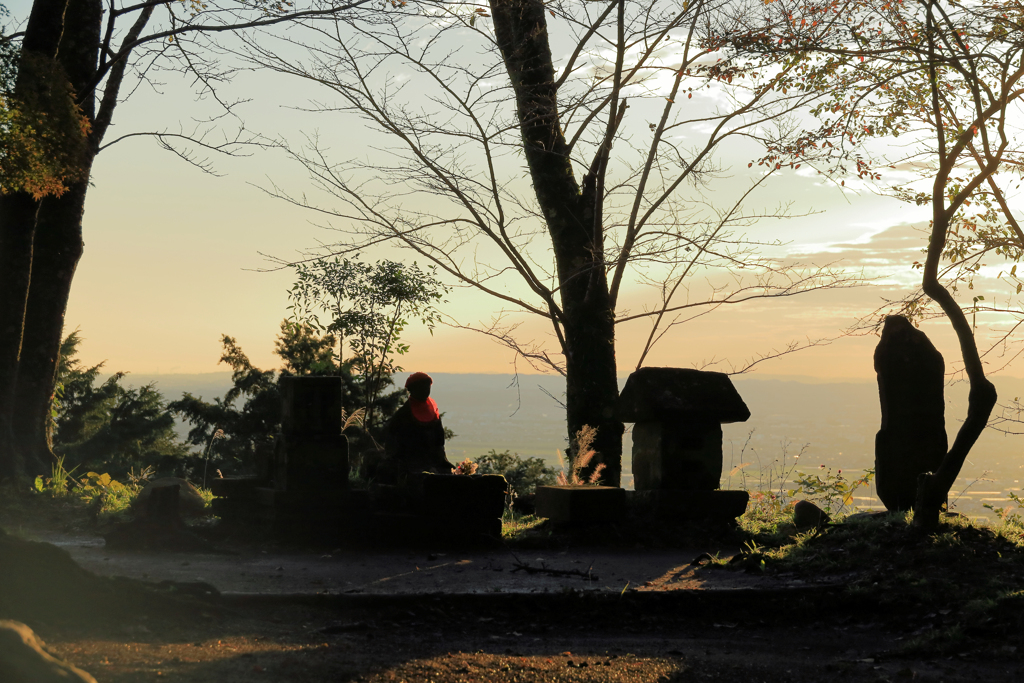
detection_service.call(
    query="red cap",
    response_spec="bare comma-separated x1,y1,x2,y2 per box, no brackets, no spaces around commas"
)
405,372,433,387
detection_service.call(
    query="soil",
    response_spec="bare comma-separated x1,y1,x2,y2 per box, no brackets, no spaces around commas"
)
31,594,1024,682
2,497,1023,682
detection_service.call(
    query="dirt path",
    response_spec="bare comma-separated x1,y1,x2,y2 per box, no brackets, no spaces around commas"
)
4,508,1022,681
37,596,1021,683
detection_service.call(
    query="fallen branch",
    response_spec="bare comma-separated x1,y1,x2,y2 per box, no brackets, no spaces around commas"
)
510,562,598,581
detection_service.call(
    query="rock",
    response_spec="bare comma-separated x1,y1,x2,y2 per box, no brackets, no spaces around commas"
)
617,368,750,423
874,316,947,511
793,500,830,529
0,620,97,683
136,477,207,517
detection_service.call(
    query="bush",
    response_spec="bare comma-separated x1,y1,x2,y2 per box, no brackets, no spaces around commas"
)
473,450,556,498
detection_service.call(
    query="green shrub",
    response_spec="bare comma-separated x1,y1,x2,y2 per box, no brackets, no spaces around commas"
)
472,449,556,498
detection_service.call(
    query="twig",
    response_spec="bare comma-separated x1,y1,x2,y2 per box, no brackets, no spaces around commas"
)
510,561,598,581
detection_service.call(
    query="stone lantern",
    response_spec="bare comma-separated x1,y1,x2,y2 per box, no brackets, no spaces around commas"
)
618,367,750,519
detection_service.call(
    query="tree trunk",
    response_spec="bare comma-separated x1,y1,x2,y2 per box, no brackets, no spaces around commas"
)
0,0,72,479
915,214,997,529
0,195,38,478
5,0,101,474
490,0,624,484
13,181,89,467
911,4,999,530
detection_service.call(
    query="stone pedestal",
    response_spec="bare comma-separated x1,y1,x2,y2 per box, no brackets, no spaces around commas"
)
535,485,626,522
627,490,749,521
874,316,947,511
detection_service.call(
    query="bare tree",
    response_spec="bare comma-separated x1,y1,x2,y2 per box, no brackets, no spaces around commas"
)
242,0,864,485
0,1,374,480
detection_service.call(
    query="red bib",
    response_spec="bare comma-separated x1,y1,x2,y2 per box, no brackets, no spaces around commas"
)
410,397,440,423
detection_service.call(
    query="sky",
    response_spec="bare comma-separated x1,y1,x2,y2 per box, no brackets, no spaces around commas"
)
8,2,1024,383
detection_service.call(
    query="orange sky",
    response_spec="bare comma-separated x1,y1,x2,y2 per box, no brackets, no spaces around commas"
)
7,2,1008,383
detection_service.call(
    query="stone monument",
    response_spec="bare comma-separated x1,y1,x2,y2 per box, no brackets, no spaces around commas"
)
874,315,947,511
618,367,750,520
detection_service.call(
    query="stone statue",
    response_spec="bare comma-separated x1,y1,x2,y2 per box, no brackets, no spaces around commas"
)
384,372,454,475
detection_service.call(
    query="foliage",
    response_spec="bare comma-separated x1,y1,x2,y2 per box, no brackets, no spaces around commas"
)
500,510,545,541
555,425,605,486
32,463,165,525
752,0,1024,329
472,449,556,498
289,257,447,427
984,490,1024,539
52,332,192,477
32,455,77,499
0,10,92,199
0,5,13,93
788,466,876,519
169,320,403,476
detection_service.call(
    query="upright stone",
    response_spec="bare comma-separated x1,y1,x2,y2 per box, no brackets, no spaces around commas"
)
277,376,349,493
874,316,947,511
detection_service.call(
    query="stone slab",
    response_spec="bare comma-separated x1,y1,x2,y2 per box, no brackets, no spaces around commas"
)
618,367,750,423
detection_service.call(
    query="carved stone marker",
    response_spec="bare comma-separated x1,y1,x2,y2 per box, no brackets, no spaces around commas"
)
874,315,947,511
619,367,750,491
277,376,350,493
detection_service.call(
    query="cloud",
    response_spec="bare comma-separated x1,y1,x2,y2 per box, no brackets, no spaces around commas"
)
790,221,929,274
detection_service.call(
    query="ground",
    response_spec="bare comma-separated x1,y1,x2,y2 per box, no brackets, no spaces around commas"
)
34,594,1024,682
2,491,1023,682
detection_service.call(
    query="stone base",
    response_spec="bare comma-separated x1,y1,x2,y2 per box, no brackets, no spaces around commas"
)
534,486,626,522
421,474,508,519
627,489,749,521
280,433,350,493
